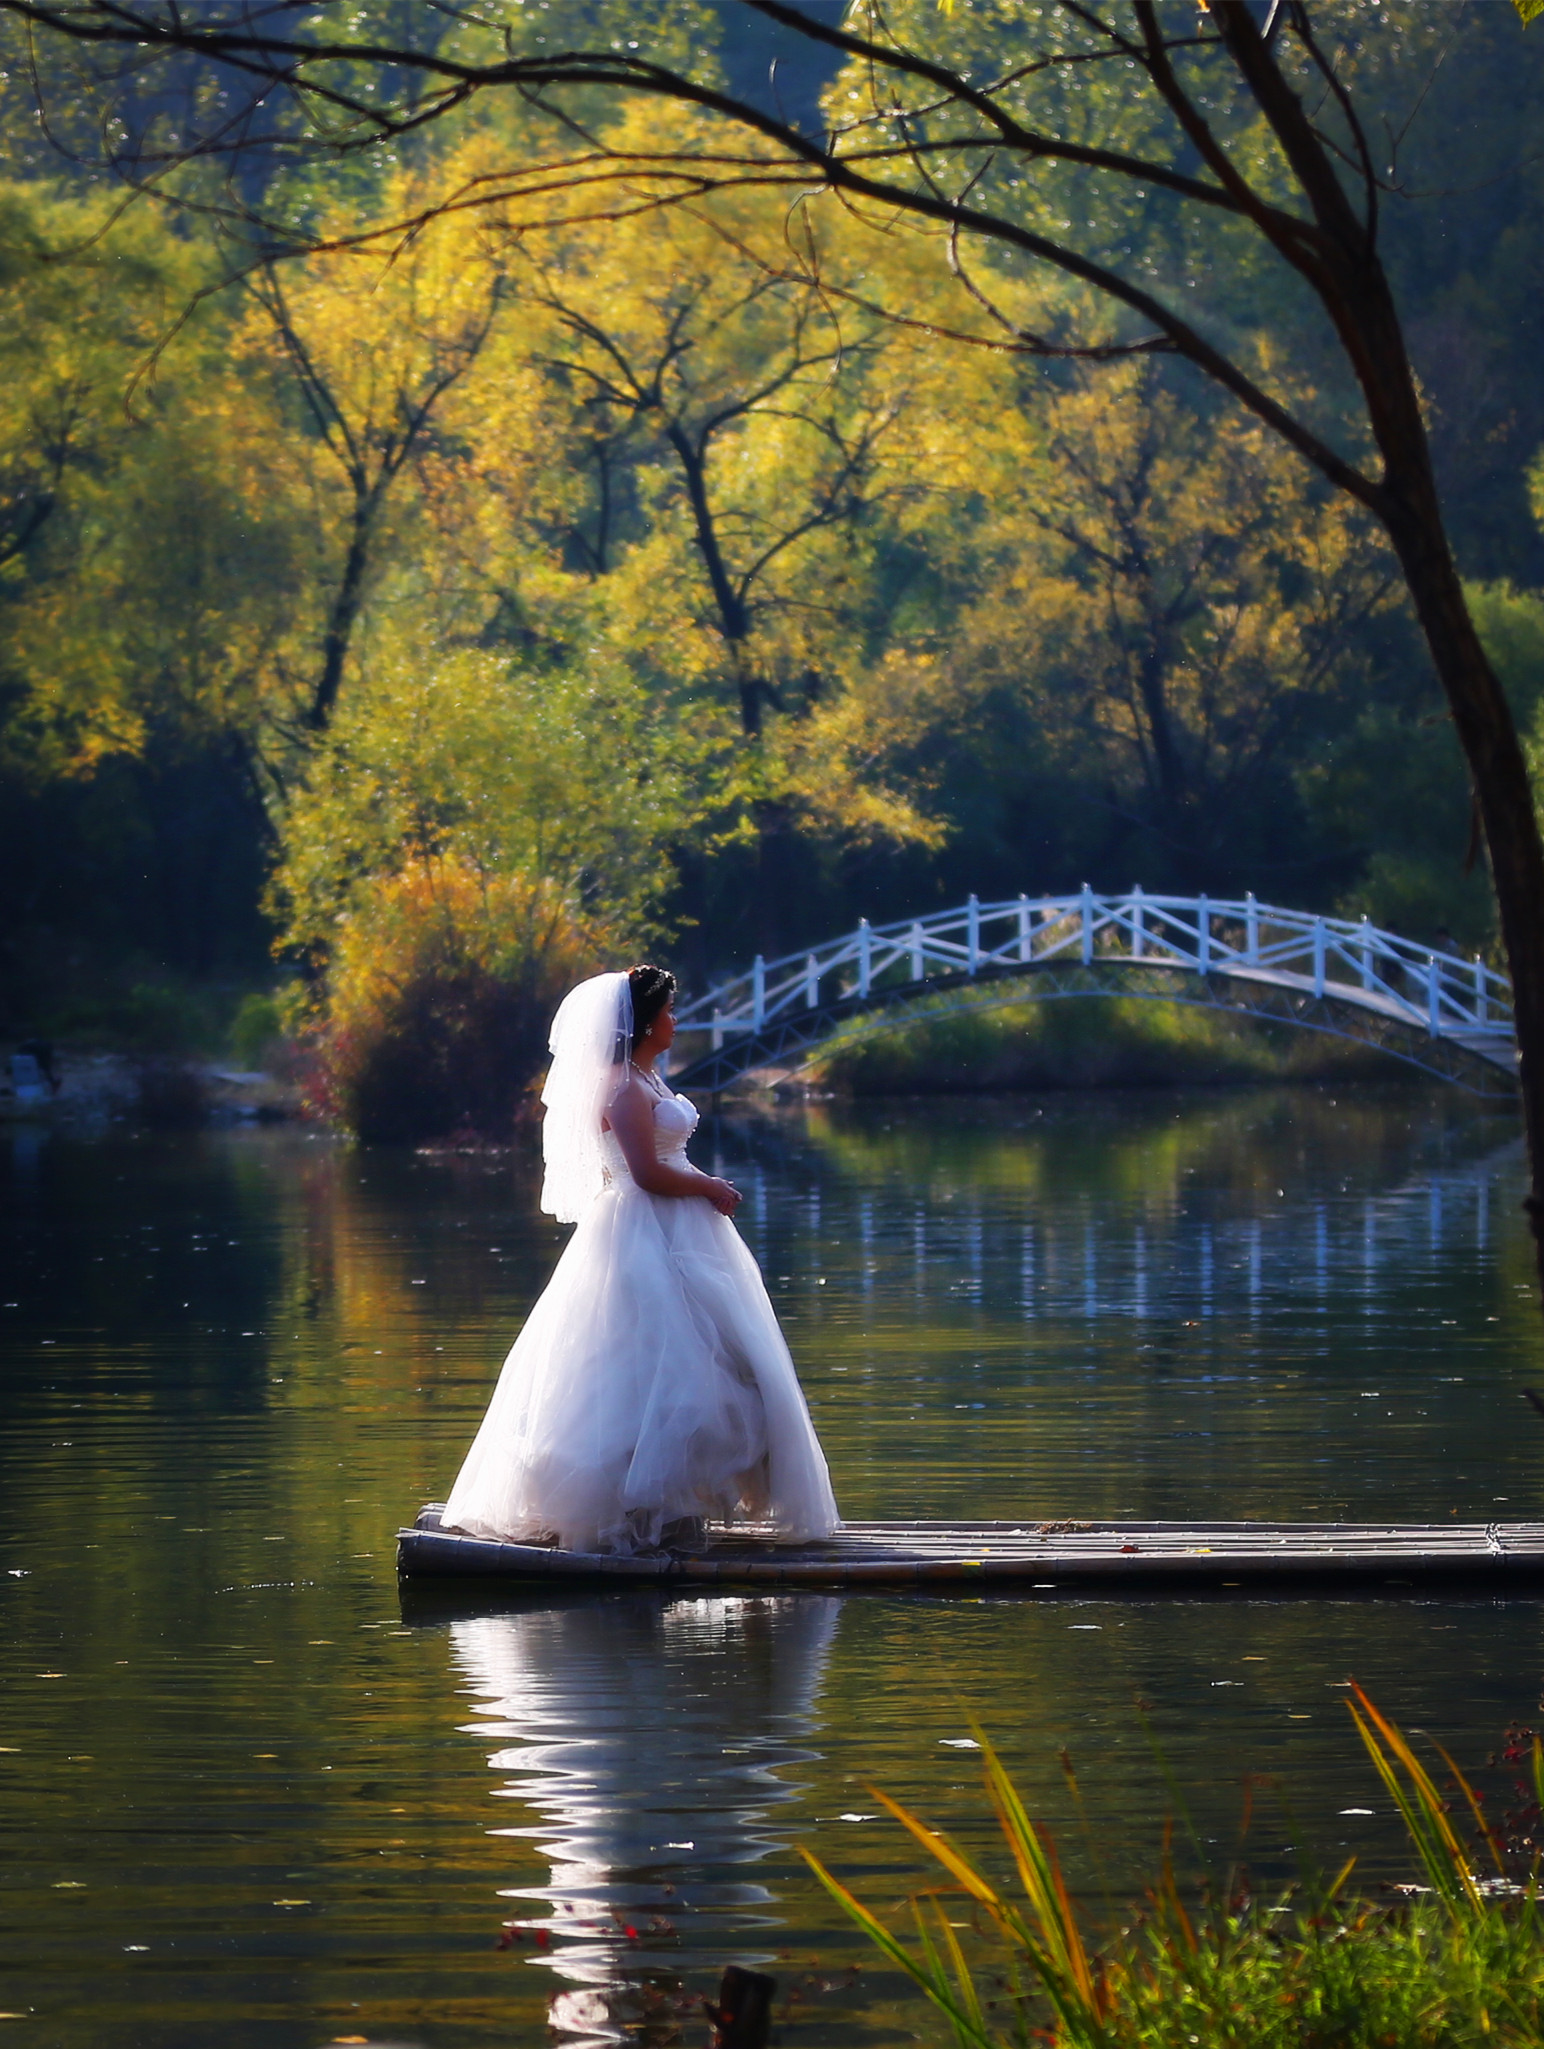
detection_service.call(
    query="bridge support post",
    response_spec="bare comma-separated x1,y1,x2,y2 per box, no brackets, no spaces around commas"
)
1197,893,1210,975
712,1008,724,1053
1360,916,1374,991
857,920,871,999
752,955,765,1030
1245,892,1258,966
1131,882,1144,959
967,894,980,974
1475,957,1488,1026
1080,883,1094,966
909,921,924,981
805,954,818,1009
1428,956,1441,1036
1313,919,1326,999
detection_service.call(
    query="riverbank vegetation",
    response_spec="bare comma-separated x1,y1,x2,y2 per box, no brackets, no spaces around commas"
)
806,993,1392,1096
7,7,1544,1134
808,1689,1544,2049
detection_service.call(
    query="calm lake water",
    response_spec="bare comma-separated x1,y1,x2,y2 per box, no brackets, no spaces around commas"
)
3,1085,1544,2047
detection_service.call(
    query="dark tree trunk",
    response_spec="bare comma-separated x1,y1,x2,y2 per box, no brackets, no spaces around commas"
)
1133,632,1186,818
310,496,373,730
1378,468,1544,1292
665,421,761,735
1203,0,1544,1291
662,422,788,943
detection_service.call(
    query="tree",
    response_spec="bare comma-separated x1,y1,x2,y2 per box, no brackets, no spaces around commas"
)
0,179,260,775
495,144,938,949
10,1,1544,1263
271,643,701,1137
237,202,507,732
938,358,1397,888
512,148,896,742
0,180,314,999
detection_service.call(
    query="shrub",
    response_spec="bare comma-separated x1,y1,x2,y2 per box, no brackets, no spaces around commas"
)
317,861,600,1143
269,647,693,1142
808,991,1391,1095
227,992,285,1072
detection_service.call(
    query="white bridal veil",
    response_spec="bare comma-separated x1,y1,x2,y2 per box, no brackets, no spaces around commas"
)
539,971,633,1223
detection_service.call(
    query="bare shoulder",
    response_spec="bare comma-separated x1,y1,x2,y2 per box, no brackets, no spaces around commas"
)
605,1072,655,1132
611,1069,657,1107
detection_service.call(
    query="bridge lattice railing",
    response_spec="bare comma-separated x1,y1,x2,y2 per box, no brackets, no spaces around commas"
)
672,889,1513,1049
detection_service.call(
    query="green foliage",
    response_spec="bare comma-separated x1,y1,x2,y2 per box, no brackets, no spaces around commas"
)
228,993,286,1072
11,14,1544,1041
271,644,699,1138
38,975,239,1055
1303,703,1496,952
0,182,305,775
1469,581,1544,716
273,644,697,963
1306,580,1544,956
808,992,1388,1095
806,1692,1544,2049
883,351,1397,889
0,181,306,1008
316,865,594,1143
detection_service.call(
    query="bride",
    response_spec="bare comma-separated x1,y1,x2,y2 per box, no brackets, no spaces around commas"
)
441,965,840,1555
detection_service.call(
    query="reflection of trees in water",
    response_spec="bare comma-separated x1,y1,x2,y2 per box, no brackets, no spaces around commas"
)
790,1088,1521,1207
247,1098,1523,1379
0,1127,284,1417
451,1591,841,2046
707,1091,1526,1325
268,1139,540,1360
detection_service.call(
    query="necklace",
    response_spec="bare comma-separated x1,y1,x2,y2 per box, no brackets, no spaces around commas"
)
635,1062,670,1099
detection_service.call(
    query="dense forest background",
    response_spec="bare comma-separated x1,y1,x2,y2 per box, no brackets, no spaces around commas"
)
5,0,1544,1111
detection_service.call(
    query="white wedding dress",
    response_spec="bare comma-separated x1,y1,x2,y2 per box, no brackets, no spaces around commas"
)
441,1085,840,1555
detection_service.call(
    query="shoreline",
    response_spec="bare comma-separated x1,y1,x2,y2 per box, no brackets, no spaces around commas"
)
1,1038,1502,1142
0,1045,302,1128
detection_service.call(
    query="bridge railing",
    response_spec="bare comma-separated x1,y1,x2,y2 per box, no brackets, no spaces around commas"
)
673,889,1513,1049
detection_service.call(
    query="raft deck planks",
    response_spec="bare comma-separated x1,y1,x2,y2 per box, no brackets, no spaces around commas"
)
396,1505,1544,1587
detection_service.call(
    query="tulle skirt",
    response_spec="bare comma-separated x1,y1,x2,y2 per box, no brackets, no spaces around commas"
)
441,1184,840,1554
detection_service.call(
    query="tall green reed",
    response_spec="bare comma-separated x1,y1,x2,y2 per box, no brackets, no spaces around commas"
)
802,1684,1544,2049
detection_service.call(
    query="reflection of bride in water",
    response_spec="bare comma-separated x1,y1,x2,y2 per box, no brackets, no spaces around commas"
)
450,1591,841,2045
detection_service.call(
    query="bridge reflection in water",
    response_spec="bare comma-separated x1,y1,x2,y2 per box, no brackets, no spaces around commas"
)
451,1594,839,2045
718,1138,1516,1327
672,890,1516,1092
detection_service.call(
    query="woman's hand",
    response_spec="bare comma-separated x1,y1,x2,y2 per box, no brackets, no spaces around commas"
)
703,1176,742,1217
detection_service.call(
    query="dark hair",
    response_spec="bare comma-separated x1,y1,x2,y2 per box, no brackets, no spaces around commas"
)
627,964,676,1052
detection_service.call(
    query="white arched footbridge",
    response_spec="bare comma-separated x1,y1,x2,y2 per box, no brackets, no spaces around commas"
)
670,888,1516,1094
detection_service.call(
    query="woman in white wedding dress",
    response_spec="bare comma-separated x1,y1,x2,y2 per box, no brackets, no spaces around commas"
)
441,965,840,1555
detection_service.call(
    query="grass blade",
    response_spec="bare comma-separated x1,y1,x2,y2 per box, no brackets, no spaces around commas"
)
978,1734,1100,2010
867,1784,1014,1922
1347,1683,1481,1911
1431,1734,1505,1878
800,1849,999,2049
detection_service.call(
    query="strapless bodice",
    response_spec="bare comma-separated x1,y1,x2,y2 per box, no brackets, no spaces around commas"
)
648,1090,699,1163
602,1089,699,1183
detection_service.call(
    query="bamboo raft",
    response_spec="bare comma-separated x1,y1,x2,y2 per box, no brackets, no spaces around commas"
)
397,1504,1544,1589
